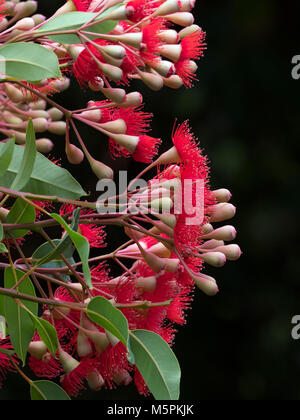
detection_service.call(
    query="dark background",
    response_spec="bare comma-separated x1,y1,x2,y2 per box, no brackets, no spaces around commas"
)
1,0,300,400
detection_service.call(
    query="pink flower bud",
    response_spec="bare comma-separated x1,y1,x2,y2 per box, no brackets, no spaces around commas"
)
66,143,84,165
4,83,24,103
136,276,157,293
98,87,126,104
31,117,48,133
158,29,179,44
156,146,181,164
210,203,236,223
96,61,123,82
159,44,182,62
59,350,80,374
100,45,126,59
28,341,48,360
201,239,224,250
212,188,232,203
165,12,195,27
116,32,143,49
14,1,37,18
200,251,227,267
53,0,76,17
148,242,172,258
202,225,237,241
89,158,114,180
179,24,202,39
99,119,127,134
80,109,102,123
179,0,195,12
151,60,176,78
163,75,184,89
15,17,35,30
214,244,242,261
77,331,93,358
47,121,67,135
32,13,46,25
48,107,64,121
36,139,54,154
154,0,181,17
29,100,47,110
119,92,143,108
139,71,164,91
191,272,219,296
87,372,105,392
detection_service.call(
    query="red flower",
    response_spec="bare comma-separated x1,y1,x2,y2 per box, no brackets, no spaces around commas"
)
0,340,18,388
72,0,91,11
126,0,163,23
141,18,165,65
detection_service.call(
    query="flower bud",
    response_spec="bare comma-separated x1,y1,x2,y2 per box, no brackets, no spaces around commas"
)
158,29,179,44
156,213,177,228
106,330,120,348
138,71,164,91
210,203,236,223
29,99,46,110
48,107,64,121
201,225,237,241
3,111,23,125
80,109,102,123
0,18,9,32
66,143,84,165
212,188,232,203
213,244,242,261
100,45,126,59
179,24,202,39
151,60,176,78
200,239,224,250
28,110,49,119
96,61,123,82
90,158,114,180
36,139,54,154
87,372,105,391
148,242,172,258
201,223,213,234
28,341,48,360
15,17,35,30
31,117,48,133
113,370,132,386
163,74,184,89
0,207,9,222
199,252,226,267
3,3,15,16
98,87,126,104
53,0,76,17
136,276,157,293
153,0,181,17
116,32,143,49
155,146,180,164
151,197,173,213
179,0,195,12
99,119,127,134
77,331,93,358
104,4,133,20
163,258,180,273
47,121,67,135
159,44,182,62
59,350,79,374
14,0,37,18
192,272,219,296
119,92,143,108
4,83,24,103
165,12,195,26
31,13,46,25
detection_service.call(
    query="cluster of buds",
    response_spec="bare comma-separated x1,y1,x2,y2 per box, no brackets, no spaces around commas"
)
0,80,69,152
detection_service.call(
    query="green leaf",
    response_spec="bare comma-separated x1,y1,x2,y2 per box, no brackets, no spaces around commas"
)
4,267,38,364
30,380,71,401
5,198,36,239
0,138,15,178
29,316,58,357
129,330,181,401
0,243,8,253
0,42,62,82
0,143,86,200
37,9,119,44
87,296,129,346
11,119,36,191
32,239,75,283
51,212,92,288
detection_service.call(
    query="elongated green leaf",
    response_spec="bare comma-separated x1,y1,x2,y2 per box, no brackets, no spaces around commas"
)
37,8,119,44
4,267,38,364
11,120,36,191
29,316,58,357
30,381,71,401
87,296,129,346
129,330,181,401
32,239,75,282
51,212,92,288
0,143,86,199
6,198,36,238
0,42,62,82
0,138,15,178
